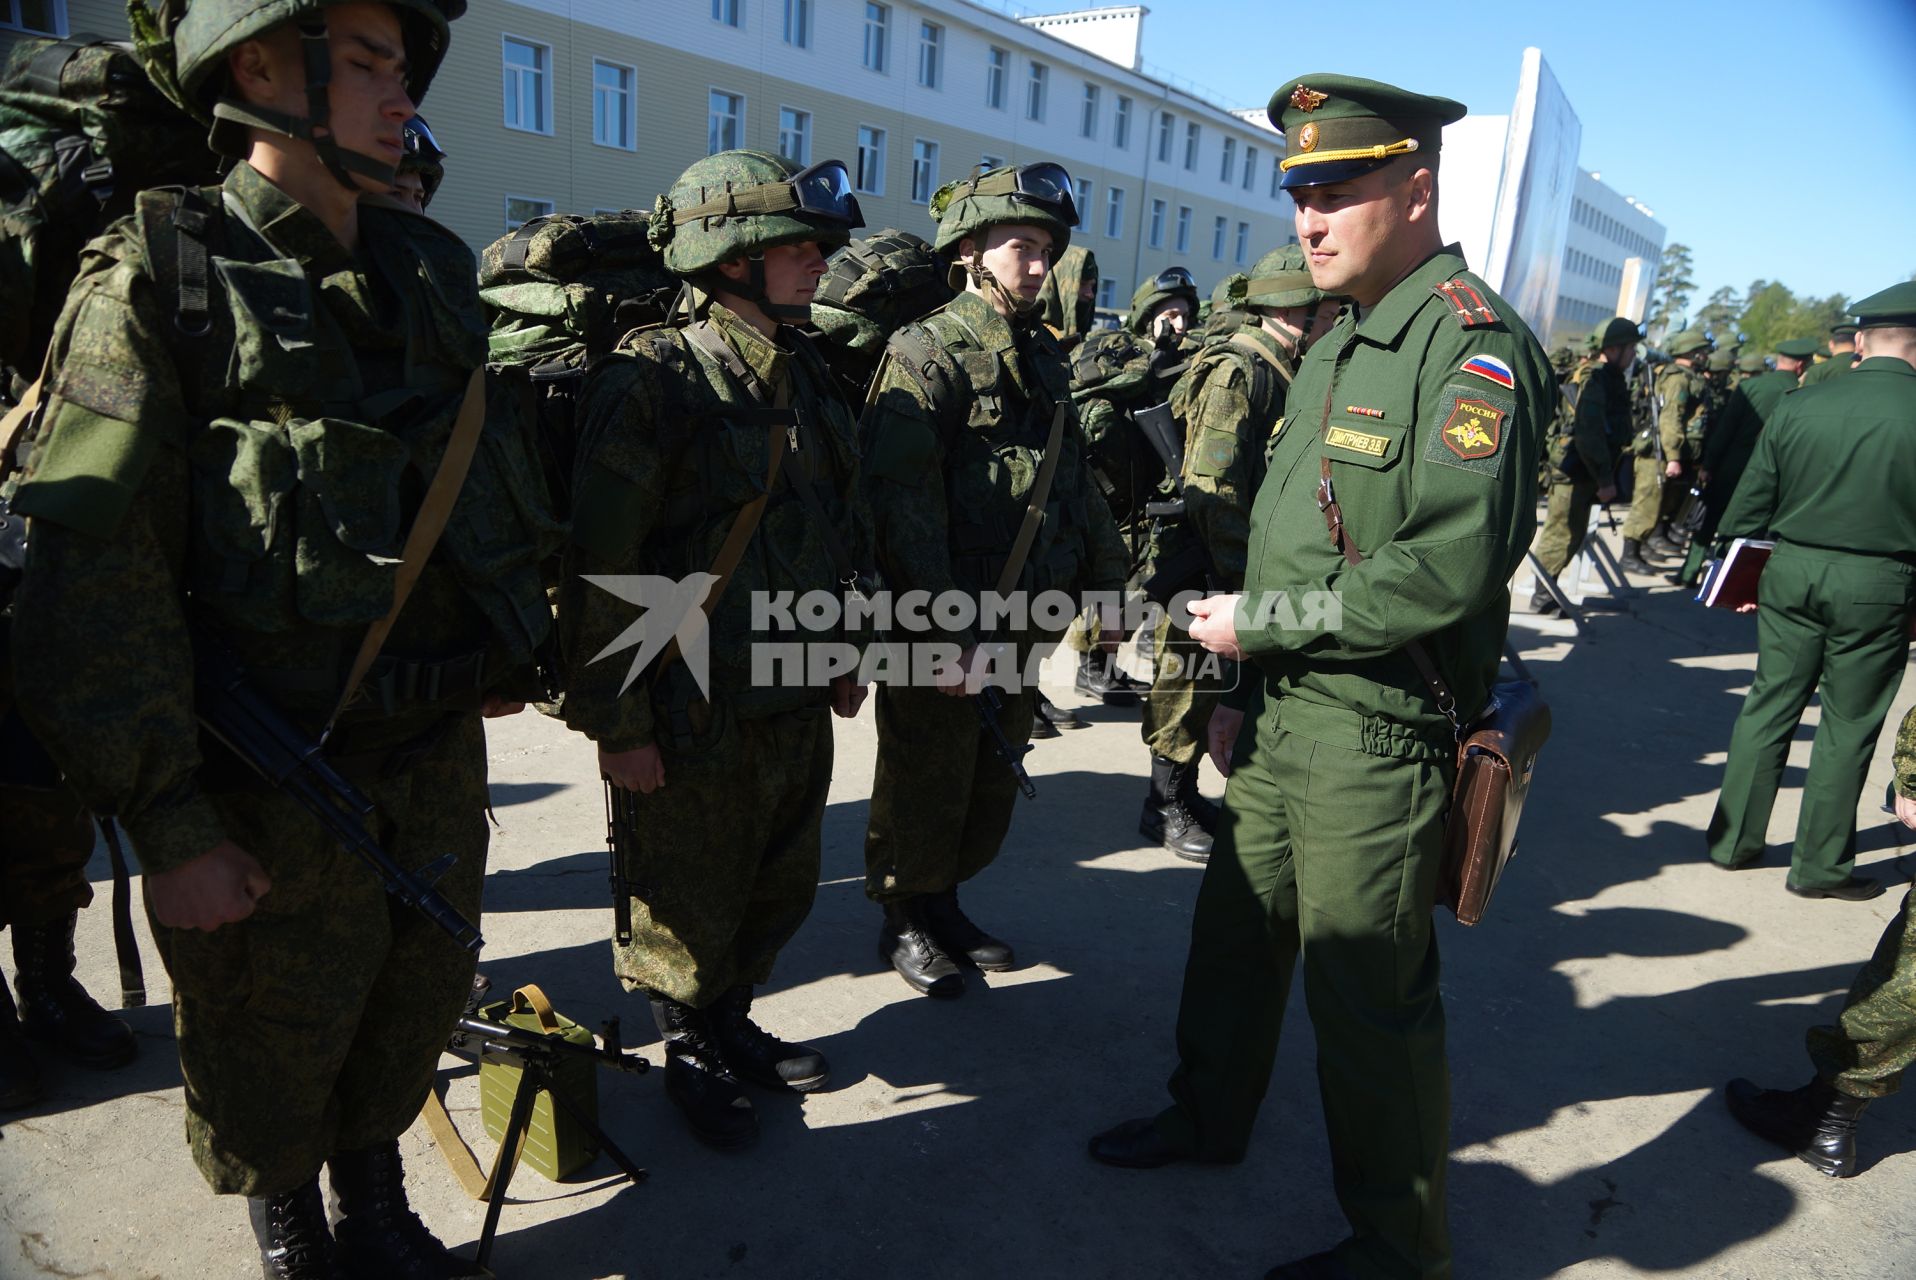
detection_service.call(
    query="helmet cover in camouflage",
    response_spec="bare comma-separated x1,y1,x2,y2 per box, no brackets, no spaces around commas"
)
929,162,1075,256
1037,244,1099,341
1707,348,1736,373
1209,273,1248,314
652,149,862,277
1736,351,1768,373
1241,244,1322,310
1666,327,1711,358
810,227,954,357
1127,265,1199,335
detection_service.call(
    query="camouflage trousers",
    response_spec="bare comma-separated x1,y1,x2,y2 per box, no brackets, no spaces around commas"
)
1531,479,1597,580
865,682,1037,901
613,707,832,1008
0,781,95,931
152,712,488,1196
1810,888,1916,1098
1620,456,1665,541
1140,605,1223,766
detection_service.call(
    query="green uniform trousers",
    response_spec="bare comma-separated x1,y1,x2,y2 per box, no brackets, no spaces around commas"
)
154,712,488,1197
0,783,95,931
1809,888,1916,1098
615,707,833,1007
865,681,1036,902
1532,479,1597,579
1706,544,1914,886
1157,694,1453,1280
1141,605,1224,766
1620,456,1665,541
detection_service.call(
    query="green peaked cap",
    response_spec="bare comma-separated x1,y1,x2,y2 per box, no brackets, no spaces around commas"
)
1267,73,1466,189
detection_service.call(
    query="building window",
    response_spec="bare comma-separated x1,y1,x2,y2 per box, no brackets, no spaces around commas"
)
856,125,886,195
782,0,810,46
862,3,889,73
778,107,812,165
1156,111,1175,163
0,0,63,35
1098,279,1117,309
1183,121,1201,171
1175,205,1192,253
1148,198,1166,249
1026,61,1048,122
1072,178,1092,231
711,0,740,26
1110,95,1132,150
1220,136,1235,183
501,36,552,135
1243,146,1257,190
504,195,555,233
911,139,939,204
986,46,1008,109
1271,161,1283,199
708,89,743,154
592,61,635,150
1080,82,1100,139
1105,186,1125,239
1234,221,1250,265
917,21,942,88
1211,215,1227,260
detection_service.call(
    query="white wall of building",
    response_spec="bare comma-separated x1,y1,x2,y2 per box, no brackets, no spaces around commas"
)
1551,169,1666,346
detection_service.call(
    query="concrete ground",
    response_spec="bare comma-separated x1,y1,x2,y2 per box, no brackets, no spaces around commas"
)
3,527,1914,1280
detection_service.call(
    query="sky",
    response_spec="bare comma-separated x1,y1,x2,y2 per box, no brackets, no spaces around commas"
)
1126,0,1916,312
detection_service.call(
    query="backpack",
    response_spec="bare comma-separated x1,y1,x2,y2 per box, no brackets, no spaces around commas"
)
808,227,955,406
0,35,218,403
477,210,679,519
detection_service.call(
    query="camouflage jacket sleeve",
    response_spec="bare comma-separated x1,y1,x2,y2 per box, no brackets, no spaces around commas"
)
1895,705,1916,801
860,352,975,649
1179,360,1265,588
1658,371,1702,461
555,354,669,751
10,231,225,876
1077,450,1129,599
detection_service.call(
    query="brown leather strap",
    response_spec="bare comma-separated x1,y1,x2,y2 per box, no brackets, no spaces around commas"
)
1227,330,1294,387
326,366,489,737
0,368,48,484
994,403,1069,598
422,1083,505,1201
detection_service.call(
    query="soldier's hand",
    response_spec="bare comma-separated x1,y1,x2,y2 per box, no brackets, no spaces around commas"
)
1207,706,1246,778
1596,484,1617,504
1896,793,1916,831
481,695,526,718
935,645,986,697
1188,593,1245,661
1664,460,1683,478
601,743,665,793
830,674,868,718
149,840,271,931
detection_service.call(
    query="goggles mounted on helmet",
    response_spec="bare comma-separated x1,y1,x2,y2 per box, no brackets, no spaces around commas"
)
935,162,1078,227
671,159,865,230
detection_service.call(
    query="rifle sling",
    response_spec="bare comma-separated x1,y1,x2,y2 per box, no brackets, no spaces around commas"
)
994,403,1069,599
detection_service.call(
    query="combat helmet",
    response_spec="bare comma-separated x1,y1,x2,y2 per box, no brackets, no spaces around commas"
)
1242,245,1324,310
930,162,1076,257
1666,328,1712,359
143,0,463,190
651,149,864,320
398,114,445,209
1128,265,1199,336
1594,316,1641,350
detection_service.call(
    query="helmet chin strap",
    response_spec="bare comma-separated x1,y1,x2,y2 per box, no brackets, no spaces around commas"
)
211,14,398,192
707,254,811,324
968,248,1040,324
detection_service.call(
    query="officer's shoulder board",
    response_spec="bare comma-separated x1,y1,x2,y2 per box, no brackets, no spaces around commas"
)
1431,277,1501,329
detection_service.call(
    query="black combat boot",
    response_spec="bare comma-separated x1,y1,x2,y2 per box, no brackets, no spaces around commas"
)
329,1140,490,1277
878,899,965,998
1076,650,1145,706
920,886,1015,971
1032,692,1082,739
1529,581,1560,615
1140,755,1213,862
0,979,43,1109
11,911,136,1069
1617,538,1654,574
648,994,758,1149
247,1177,348,1280
709,985,829,1092
1726,1077,1872,1178
1645,524,1684,558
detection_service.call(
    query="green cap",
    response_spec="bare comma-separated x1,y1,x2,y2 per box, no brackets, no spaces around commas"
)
1829,322,1859,339
1596,316,1641,350
1268,74,1466,189
1242,244,1323,309
1666,328,1711,358
1775,337,1819,359
1848,283,1916,328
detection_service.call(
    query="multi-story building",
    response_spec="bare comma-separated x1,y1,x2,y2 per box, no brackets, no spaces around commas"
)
1548,169,1665,348
12,0,1296,311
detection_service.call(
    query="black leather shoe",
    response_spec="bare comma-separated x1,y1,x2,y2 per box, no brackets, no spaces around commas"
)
1036,692,1084,730
1265,1250,1356,1280
1726,1077,1870,1178
1617,539,1654,574
248,1178,348,1280
0,982,43,1110
920,887,1014,971
648,995,759,1149
709,985,829,1092
1786,876,1885,902
879,900,965,998
12,911,136,1069
1076,651,1145,707
1140,755,1213,862
1088,1117,1190,1168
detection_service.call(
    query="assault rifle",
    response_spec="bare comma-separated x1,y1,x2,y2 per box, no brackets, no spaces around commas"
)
602,778,654,946
974,685,1036,799
193,632,483,953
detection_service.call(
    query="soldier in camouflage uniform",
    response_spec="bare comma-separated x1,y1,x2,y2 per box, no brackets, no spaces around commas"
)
559,148,871,1148
1619,328,1710,573
1529,316,1639,612
1201,271,1250,337
9,2,553,1274
1036,243,1099,353
862,162,1128,997
1726,703,1916,1179
1136,244,1337,861
1131,265,1201,345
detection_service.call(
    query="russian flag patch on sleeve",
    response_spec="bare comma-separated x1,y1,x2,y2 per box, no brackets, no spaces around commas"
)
1459,354,1515,389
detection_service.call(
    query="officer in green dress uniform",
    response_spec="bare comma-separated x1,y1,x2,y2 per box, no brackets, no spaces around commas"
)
1799,322,1859,387
1529,315,1638,612
1089,75,1550,1280
1703,283,1916,898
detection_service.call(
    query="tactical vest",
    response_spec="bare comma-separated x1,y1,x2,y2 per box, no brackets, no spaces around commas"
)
134,186,557,669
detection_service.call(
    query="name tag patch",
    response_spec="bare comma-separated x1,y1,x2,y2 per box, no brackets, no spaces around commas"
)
1326,426,1390,456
